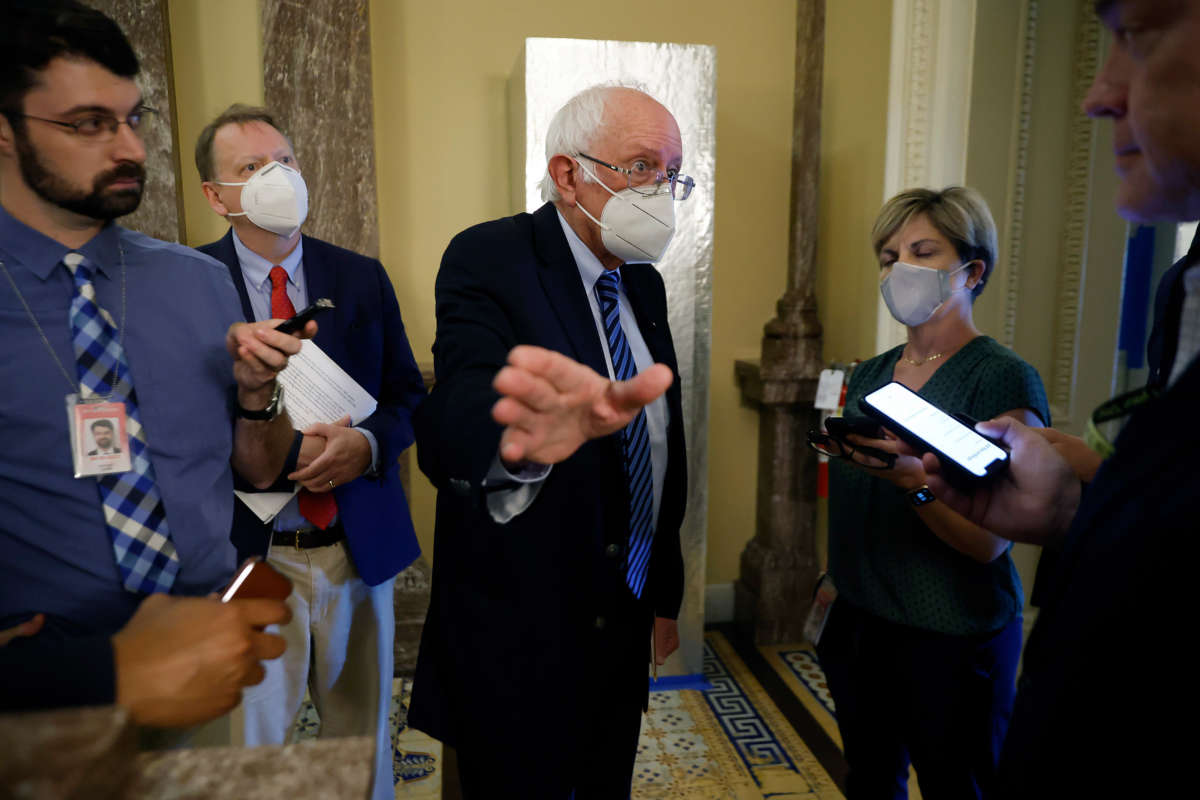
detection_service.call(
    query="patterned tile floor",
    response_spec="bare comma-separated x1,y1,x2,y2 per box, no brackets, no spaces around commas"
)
292,677,440,798
631,632,841,799
291,631,846,799
758,642,841,750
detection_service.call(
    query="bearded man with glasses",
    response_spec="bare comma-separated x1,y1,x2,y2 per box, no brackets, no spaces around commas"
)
0,0,299,730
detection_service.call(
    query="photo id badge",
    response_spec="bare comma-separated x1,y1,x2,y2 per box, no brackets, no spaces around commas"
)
803,572,838,646
67,394,132,478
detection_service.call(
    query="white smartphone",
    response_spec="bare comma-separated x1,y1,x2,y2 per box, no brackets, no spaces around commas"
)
859,382,1009,483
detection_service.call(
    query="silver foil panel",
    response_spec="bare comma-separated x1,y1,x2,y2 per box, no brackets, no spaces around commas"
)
511,38,716,677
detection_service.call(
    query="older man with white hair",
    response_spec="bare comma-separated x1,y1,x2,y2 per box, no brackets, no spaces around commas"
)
409,85,695,797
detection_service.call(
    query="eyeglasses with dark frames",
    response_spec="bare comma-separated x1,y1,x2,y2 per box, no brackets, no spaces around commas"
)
576,152,695,201
15,105,158,142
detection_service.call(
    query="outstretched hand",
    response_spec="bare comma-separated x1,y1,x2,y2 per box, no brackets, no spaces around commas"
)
491,345,673,467
922,415,1081,546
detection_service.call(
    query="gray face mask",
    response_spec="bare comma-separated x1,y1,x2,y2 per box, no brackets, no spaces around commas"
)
880,261,971,327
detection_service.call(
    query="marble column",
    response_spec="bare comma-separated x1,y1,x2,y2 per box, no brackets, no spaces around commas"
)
260,0,430,677
734,0,826,645
261,0,378,257
89,0,184,243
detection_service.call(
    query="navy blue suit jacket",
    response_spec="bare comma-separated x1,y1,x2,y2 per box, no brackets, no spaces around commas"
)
198,231,425,585
408,203,687,750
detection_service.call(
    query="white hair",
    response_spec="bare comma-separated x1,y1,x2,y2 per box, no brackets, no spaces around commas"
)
538,83,653,203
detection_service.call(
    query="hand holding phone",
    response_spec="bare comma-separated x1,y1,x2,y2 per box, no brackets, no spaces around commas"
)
221,557,292,603
275,297,335,335
859,382,1009,484
810,416,896,469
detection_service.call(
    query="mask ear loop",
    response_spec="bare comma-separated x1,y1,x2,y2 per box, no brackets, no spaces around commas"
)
958,259,985,294
208,179,248,217
572,158,618,231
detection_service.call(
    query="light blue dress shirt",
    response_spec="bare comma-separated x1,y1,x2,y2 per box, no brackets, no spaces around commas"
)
0,205,241,632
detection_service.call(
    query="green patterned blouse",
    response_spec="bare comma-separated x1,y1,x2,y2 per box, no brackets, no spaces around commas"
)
827,336,1051,636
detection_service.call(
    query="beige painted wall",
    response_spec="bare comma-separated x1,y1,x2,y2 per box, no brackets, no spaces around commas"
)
167,0,264,248
812,0,894,569
816,2,893,368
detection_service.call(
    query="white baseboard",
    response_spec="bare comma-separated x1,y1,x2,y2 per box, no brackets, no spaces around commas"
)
705,582,735,624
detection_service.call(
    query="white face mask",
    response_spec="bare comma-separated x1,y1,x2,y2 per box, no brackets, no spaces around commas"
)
573,159,676,263
215,161,308,238
880,260,972,327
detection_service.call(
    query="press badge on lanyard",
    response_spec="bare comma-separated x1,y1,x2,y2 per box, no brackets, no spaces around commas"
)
67,393,132,478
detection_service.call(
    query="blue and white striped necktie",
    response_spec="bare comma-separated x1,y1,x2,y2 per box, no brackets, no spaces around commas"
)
594,269,655,598
66,251,179,594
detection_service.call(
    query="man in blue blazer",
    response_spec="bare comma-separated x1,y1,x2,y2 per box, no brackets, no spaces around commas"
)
409,86,693,798
194,105,424,800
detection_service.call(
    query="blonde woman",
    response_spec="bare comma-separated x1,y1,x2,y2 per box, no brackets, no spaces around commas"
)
819,187,1049,799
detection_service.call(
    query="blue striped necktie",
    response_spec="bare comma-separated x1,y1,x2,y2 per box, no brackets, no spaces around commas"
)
594,269,655,598
66,252,179,594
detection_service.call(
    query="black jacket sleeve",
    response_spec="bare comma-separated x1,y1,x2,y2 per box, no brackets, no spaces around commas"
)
0,635,115,712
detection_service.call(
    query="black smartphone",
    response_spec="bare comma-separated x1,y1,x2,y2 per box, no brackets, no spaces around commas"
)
859,381,1008,483
825,416,882,441
275,297,334,334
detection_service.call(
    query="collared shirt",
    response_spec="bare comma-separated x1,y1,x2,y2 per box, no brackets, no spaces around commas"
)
0,204,243,634
558,212,668,526
484,213,670,525
230,227,307,324
228,229,377,532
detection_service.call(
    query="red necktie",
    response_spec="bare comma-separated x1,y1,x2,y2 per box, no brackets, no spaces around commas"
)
269,266,338,530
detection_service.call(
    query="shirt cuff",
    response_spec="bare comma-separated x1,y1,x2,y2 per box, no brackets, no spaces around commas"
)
353,427,380,475
484,453,551,524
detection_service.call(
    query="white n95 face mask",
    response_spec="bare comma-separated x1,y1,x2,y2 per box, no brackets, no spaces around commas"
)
215,161,309,238
880,261,971,327
573,160,676,263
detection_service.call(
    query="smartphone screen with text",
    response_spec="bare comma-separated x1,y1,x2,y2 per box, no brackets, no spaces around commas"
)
860,382,1008,481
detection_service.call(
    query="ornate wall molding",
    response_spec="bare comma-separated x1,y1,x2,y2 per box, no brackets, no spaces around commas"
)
899,0,933,191
1049,3,1102,422
1000,0,1038,349
877,0,976,353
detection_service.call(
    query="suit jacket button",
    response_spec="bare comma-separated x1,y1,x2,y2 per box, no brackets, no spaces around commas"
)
605,543,621,559
450,478,470,496
594,616,606,630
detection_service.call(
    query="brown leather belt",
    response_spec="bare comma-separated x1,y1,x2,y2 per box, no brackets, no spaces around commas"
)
270,522,345,549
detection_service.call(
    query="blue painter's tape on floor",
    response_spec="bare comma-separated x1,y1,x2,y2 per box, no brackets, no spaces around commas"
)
648,673,712,692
